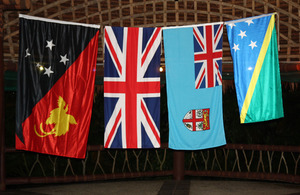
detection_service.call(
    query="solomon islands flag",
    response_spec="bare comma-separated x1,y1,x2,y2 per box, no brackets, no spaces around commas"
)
163,23,226,150
226,13,284,123
104,26,161,149
16,14,99,158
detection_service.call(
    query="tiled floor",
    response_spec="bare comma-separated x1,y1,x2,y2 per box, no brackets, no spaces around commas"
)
158,180,190,195
2,179,300,195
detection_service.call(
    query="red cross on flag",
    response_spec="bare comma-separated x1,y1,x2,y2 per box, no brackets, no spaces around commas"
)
194,24,223,89
182,109,210,131
104,26,162,149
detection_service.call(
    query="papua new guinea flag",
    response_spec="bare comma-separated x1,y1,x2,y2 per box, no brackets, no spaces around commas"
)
163,23,226,150
226,13,284,123
16,14,99,158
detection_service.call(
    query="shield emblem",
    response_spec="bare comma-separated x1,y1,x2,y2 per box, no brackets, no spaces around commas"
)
182,109,210,131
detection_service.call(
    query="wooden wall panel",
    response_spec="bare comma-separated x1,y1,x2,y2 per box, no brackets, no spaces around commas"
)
2,0,300,73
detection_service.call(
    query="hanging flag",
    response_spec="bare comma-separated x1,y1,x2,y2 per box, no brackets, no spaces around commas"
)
104,26,161,149
226,13,284,123
16,14,100,158
194,24,223,89
163,23,226,150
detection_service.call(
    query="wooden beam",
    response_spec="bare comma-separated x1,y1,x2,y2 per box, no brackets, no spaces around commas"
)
0,1,31,191
173,150,185,181
0,4,5,191
1,0,31,10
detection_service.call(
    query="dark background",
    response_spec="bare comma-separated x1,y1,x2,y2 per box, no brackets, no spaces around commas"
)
4,81,300,148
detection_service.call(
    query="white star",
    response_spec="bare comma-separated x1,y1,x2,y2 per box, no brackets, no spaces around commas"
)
44,66,54,77
46,40,55,51
245,20,254,26
60,54,69,65
227,23,236,29
25,48,31,57
249,40,258,50
36,63,45,71
238,30,247,39
232,43,240,52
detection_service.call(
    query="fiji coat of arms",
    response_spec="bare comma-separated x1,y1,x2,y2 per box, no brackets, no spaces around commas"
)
182,109,210,131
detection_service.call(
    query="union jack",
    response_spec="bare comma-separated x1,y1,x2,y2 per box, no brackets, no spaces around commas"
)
194,23,223,89
104,26,161,149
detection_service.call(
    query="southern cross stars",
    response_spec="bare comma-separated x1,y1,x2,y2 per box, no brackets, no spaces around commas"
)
44,66,54,77
25,48,31,57
60,54,69,65
36,62,42,68
46,39,55,50
28,38,70,78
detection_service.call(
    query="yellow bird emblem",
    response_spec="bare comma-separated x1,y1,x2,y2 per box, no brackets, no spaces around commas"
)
35,96,77,137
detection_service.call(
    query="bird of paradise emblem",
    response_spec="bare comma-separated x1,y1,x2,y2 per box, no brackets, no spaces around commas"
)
34,96,77,137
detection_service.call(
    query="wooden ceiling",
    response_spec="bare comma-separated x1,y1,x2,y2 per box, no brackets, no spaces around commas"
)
1,0,300,80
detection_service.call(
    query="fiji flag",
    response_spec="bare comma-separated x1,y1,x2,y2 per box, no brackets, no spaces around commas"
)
16,15,99,158
163,23,226,150
104,27,161,149
226,13,284,123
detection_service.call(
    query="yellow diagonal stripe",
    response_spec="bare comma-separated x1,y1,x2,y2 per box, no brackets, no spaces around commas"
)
240,15,275,123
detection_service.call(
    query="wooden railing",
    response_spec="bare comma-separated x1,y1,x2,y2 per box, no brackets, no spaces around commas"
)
1,143,299,190
185,144,300,183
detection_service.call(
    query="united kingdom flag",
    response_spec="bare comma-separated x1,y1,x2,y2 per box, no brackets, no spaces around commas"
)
104,26,162,149
193,23,223,89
